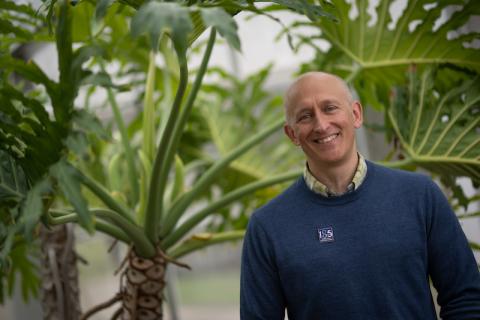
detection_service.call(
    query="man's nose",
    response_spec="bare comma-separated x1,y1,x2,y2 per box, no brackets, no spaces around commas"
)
313,113,328,132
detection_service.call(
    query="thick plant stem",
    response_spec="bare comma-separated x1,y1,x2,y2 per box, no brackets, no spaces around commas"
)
101,60,139,205
120,247,167,319
145,53,188,243
160,118,284,237
40,224,81,320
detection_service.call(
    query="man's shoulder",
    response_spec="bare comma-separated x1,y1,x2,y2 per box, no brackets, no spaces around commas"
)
368,160,431,188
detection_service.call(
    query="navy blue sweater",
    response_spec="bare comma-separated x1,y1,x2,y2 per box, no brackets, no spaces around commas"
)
240,161,480,319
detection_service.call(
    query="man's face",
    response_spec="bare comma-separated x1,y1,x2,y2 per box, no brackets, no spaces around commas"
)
284,74,363,169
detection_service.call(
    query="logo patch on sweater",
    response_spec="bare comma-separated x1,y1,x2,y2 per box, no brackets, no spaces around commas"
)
318,227,334,243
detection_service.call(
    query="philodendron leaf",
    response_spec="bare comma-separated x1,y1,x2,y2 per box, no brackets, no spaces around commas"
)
50,160,94,234
388,67,480,183
131,2,193,54
296,0,480,109
200,7,241,51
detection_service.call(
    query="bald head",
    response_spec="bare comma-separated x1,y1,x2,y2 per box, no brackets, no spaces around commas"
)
284,72,354,125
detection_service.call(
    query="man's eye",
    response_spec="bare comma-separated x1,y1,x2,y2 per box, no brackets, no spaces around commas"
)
325,105,337,112
298,114,312,122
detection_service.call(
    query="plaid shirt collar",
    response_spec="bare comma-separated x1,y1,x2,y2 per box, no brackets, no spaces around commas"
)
303,154,367,197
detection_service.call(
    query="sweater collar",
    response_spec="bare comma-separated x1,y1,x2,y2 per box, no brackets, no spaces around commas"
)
303,153,367,197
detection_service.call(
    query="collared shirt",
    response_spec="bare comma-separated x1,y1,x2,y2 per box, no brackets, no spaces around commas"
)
303,154,367,197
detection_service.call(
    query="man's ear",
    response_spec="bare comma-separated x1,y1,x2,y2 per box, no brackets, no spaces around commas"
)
352,101,363,129
284,123,299,146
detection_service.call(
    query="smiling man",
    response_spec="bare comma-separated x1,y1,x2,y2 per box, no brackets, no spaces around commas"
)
240,72,480,319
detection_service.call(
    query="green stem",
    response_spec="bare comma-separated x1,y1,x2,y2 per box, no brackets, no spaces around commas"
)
156,28,217,219
168,230,245,259
160,118,284,237
144,53,188,243
75,168,135,223
99,60,139,205
345,64,361,83
377,158,414,169
50,208,155,257
162,170,300,249
143,50,157,163
458,211,480,219
48,211,130,244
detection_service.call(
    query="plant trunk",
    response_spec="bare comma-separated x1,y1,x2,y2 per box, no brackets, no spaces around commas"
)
120,247,166,320
40,224,81,320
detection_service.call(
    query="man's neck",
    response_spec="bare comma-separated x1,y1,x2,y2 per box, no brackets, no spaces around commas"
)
307,152,359,194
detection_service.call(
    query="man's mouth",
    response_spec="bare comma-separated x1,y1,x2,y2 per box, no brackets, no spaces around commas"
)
313,133,339,144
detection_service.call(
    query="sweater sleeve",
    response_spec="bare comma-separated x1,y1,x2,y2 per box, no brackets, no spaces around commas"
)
240,214,286,320
426,180,480,319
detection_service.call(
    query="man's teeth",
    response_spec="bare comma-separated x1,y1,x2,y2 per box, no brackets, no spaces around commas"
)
315,134,338,144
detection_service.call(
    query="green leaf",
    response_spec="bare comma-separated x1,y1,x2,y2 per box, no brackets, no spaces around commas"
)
200,7,241,51
73,110,109,140
49,161,94,234
131,2,193,54
81,71,131,91
0,18,33,40
0,151,27,205
0,1,37,16
9,241,39,302
21,179,50,240
268,0,336,22
171,155,185,203
297,0,480,108
95,0,114,21
64,132,89,156
0,57,57,98
388,67,480,183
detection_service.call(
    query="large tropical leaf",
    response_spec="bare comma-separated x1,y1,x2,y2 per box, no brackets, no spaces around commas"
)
388,67,480,183
296,0,480,108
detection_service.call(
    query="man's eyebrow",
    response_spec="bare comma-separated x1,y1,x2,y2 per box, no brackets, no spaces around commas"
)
294,107,312,117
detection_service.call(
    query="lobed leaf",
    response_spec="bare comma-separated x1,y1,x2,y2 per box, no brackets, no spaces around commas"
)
297,0,480,108
388,67,480,183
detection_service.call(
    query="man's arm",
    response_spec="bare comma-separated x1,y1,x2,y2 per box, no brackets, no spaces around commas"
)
426,180,480,319
240,214,286,320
